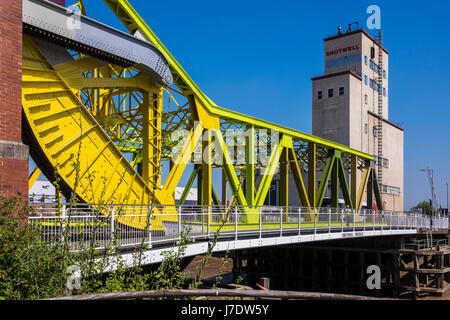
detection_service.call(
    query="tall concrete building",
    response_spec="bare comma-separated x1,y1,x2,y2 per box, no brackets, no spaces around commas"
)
311,27,404,211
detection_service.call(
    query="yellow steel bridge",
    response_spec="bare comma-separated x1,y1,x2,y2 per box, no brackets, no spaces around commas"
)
24,0,383,230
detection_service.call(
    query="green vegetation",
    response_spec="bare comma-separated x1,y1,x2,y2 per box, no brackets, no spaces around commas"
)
0,193,228,300
0,195,72,299
411,201,437,216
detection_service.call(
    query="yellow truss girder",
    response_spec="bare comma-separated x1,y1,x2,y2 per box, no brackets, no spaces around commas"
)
102,0,374,161
24,1,387,235
23,36,158,229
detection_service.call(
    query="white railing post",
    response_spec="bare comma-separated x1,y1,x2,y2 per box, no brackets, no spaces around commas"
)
178,206,182,240
110,205,115,242
235,206,238,241
353,209,356,232
207,206,210,238
314,207,317,235
280,207,283,237
373,210,376,231
61,204,66,245
259,207,262,239
388,211,391,231
298,207,301,235
328,208,331,233
341,209,344,232
148,205,152,248
363,209,366,231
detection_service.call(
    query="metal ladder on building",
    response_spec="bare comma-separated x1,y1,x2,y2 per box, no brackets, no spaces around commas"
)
426,227,433,249
376,30,384,185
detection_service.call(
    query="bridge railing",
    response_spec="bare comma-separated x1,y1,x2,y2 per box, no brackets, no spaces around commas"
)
27,204,449,251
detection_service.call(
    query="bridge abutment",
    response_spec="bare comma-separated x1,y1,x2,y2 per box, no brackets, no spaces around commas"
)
231,233,449,298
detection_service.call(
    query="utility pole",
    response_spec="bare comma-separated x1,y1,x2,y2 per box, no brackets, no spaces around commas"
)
445,182,449,214
420,168,439,216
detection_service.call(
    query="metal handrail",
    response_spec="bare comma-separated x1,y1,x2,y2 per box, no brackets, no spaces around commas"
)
28,204,449,252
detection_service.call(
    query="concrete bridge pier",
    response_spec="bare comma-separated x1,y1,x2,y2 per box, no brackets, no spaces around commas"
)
230,233,449,298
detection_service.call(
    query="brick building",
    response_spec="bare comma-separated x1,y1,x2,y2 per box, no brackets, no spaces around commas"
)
0,0,29,199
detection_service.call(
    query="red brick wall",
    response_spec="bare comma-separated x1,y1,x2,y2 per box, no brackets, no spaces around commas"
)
0,159,28,199
0,0,29,200
0,0,23,143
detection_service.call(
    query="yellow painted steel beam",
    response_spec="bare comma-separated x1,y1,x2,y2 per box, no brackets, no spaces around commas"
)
287,148,311,209
141,90,162,191
330,154,339,208
64,76,155,91
201,129,213,224
22,36,161,229
279,148,289,208
254,137,284,207
215,131,248,208
308,143,316,208
28,166,42,190
141,91,151,186
336,156,353,209
159,123,203,204
201,129,212,206
54,56,105,79
245,125,255,206
351,154,358,207
356,166,371,211
221,168,227,205
316,151,337,208
179,165,199,205
372,169,384,211
103,0,374,160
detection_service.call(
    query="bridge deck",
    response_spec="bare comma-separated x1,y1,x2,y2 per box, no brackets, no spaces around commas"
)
28,204,449,271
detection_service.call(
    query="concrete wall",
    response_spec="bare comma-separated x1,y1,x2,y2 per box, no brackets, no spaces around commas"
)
312,73,354,146
324,32,362,76
361,34,389,119
368,114,404,212
0,0,29,198
312,30,403,211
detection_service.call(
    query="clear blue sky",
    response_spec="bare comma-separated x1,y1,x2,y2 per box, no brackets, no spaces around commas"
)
79,0,450,210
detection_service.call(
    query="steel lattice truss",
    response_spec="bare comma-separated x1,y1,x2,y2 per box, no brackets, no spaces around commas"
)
26,0,384,218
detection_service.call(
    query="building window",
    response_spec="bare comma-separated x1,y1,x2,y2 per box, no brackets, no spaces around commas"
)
380,184,400,195
383,87,387,97
339,87,344,96
383,69,387,79
364,123,368,133
374,156,389,168
370,47,375,59
369,78,381,92
318,90,323,100
364,94,368,104
373,126,378,137
364,56,368,65
368,60,382,75
328,88,334,98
